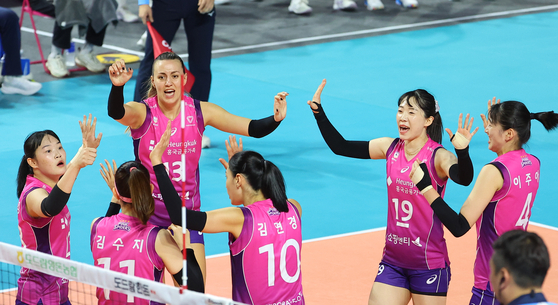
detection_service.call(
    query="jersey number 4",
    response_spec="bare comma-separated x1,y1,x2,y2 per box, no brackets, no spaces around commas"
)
515,192,532,230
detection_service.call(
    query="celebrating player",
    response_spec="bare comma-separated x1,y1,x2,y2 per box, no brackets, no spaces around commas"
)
91,160,204,304
16,115,100,305
410,99,558,305
106,52,288,280
150,126,304,305
308,79,478,305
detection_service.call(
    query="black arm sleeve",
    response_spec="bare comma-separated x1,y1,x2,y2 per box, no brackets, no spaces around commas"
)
431,197,471,237
40,185,71,217
172,249,205,292
312,103,370,159
448,146,474,186
105,202,120,217
153,164,207,231
108,85,125,120
247,115,280,138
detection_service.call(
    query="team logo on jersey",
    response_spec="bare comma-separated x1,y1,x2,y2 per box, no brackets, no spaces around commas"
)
412,237,422,247
391,152,399,163
268,207,280,216
171,127,177,136
113,221,131,232
400,166,409,173
426,274,437,285
154,116,158,124
521,156,532,167
187,116,194,124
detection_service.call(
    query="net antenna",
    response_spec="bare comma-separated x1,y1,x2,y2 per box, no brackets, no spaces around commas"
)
180,74,188,292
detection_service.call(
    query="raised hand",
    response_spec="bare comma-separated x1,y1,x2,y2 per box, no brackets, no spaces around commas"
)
445,113,479,150
100,159,118,194
108,59,133,87
273,92,288,122
219,135,243,169
80,114,102,149
307,79,326,113
71,146,97,169
149,121,172,166
480,97,500,130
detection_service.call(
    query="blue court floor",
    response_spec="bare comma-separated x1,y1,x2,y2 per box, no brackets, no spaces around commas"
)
1,11,557,265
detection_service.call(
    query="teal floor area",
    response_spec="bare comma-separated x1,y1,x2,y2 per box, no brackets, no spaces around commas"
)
1,11,558,265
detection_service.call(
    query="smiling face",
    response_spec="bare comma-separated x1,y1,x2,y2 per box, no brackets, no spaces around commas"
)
28,134,67,179
151,59,186,106
396,97,433,141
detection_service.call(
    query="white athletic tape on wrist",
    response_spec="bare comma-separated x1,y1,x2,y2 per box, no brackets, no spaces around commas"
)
452,132,469,150
420,185,433,195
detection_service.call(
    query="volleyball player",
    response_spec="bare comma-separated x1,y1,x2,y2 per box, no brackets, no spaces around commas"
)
91,160,203,304
107,53,288,281
410,98,558,305
150,126,304,305
307,79,478,305
16,115,100,305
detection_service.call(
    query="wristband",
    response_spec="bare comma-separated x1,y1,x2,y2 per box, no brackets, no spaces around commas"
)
248,115,280,138
414,163,432,192
108,85,125,120
40,185,71,217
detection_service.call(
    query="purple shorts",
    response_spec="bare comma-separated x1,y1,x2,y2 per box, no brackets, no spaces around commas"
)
374,260,451,296
470,287,500,305
190,230,205,245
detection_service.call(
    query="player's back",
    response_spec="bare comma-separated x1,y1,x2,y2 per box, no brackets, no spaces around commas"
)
230,199,304,305
91,213,165,305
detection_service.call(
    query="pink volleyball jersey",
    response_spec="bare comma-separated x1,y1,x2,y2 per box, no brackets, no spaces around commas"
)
17,175,71,305
90,213,165,305
383,138,450,270
229,199,304,305
131,95,204,227
473,149,540,290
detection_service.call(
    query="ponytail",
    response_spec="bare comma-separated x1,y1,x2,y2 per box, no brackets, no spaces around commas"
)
531,111,558,131
229,151,289,212
114,161,154,224
17,155,31,199
260,160,288,212
490,101,558,146
16,130,60,198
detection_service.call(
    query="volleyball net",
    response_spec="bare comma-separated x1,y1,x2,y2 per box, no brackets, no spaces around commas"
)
0,241,242,305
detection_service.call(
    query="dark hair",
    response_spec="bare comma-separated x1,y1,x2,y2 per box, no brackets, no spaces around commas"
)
228,151,289,212
398,89,443,144
114,161,154,224
489,101,558,147
492,230,550,288
146,52,187,100
17,130,61,199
